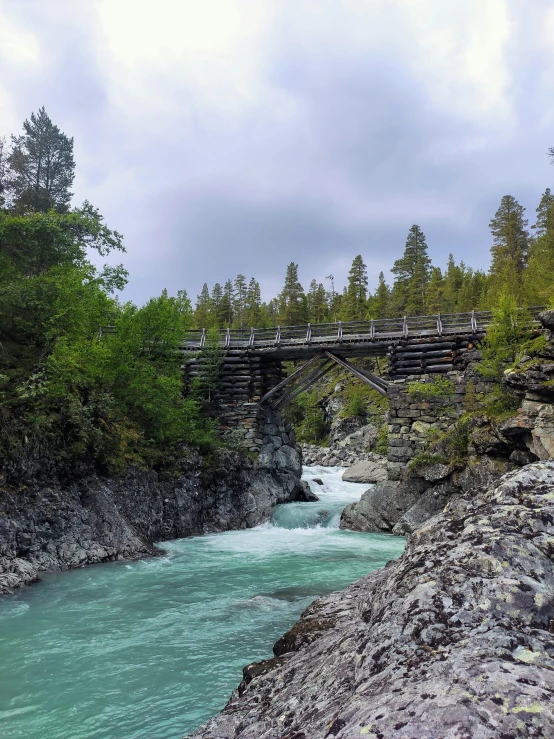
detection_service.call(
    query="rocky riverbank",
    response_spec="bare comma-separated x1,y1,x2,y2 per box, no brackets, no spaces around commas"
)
190,461,554,738
0,426,303,594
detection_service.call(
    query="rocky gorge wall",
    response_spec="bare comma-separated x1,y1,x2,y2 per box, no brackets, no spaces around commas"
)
190,461,554,739
0,407,303,595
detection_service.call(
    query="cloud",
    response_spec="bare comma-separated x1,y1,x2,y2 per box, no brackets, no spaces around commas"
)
0,0,553,305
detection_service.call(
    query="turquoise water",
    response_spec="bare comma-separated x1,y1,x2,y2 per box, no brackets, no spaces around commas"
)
0,466,405,739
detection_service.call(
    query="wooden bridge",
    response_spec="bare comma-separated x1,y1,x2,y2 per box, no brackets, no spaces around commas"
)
183,307,543,383
181,307,545,414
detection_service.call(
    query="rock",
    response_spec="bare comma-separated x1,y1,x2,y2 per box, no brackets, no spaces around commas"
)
417,462,452,482
0,409,303,595
411,420,431,434
341,460,388,484
297,480,319,502
311,478,324,486
190,462,554,739
340,480,423,532
540,308,554,331
509,448,534,466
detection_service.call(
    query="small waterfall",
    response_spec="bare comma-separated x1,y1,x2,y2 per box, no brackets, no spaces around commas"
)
270,465,371,531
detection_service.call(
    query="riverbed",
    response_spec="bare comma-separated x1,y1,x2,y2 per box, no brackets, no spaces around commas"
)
0,466,405,739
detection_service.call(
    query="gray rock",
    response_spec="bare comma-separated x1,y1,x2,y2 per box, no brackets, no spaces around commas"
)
340,480,422,532
190,462,554,739
297,480,319,502
341,460,388,484
0,409,303,595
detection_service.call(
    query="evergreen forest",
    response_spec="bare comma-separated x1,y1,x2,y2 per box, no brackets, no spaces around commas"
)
1,109,553,480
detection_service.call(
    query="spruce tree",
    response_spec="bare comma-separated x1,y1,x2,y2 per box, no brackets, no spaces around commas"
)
441,254,465,312
344,255,368,320
371,272,391,319
244,278,261,327
221,279,234,326
7,107,75,213
233,274,247,328
425,267,444,313
522,188,554,305
489,195,529,276
195,283,213,327
211,283,224,327
391,225,431,315
278,262,307,325
532,188,554,238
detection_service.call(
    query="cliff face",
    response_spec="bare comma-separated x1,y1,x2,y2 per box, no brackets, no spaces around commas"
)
0,411,303,594
190,462,554,739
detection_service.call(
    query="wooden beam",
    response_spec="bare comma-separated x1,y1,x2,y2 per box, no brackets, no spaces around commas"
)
273,361,337,410
258,353,324,404
324,351,389,396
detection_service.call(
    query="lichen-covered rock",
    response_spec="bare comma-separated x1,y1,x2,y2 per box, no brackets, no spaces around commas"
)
341,460,388,484
190,462,554,739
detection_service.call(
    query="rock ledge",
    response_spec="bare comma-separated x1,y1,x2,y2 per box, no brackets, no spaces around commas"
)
190,462,554,738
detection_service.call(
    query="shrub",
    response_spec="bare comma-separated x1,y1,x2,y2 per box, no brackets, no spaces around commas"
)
407,376,455,400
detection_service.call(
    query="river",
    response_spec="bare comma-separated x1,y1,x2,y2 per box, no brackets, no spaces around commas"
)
0,466,405,739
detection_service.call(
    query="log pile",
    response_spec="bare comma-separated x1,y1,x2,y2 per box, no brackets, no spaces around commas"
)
387,335,482,377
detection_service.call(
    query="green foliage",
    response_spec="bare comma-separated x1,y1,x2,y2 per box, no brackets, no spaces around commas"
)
375,423,388,455
341,384,369,418
407,376,455,400
391,224,431,315
408,452,448,472
7,107,75,214
295,388,327,444
193,326,223,404
481,385,520,420
343,255,368,321
425,416,471,461
478,293,533,380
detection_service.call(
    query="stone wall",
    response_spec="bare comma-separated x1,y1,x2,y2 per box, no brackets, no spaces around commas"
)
183,352,289,455
387,353,494,480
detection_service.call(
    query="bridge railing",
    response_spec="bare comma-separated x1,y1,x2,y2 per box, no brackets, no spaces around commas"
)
180,306,545,351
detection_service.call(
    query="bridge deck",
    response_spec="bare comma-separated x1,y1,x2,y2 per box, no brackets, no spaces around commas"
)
181,307,544,361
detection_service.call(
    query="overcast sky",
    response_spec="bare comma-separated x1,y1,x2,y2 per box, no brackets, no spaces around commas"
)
1,0,553,305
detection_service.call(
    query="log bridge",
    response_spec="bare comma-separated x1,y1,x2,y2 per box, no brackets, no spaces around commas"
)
181,308,543,451
182,307,543,405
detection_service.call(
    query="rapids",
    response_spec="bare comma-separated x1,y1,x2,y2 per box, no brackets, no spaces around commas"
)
0,466,405,738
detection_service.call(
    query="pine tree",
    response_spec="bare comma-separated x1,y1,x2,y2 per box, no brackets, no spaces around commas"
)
211,283,225,327
489,195,529,276
391,225,431,315
7,107,75,213
522,188,554,305
441,254,464,312
220,279,234,326
278,263,307,325
195,283,213,327
370,272,391,318
425,267,444,313
244,278,261,327
344,255,368,320
233,274,247,328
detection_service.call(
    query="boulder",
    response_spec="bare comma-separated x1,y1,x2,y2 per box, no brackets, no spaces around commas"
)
297,480,319,502
341,460,388,484
340,480,424,532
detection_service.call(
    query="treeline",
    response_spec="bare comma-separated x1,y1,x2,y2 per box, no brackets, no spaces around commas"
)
193,180,554,329
0,109,213,482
